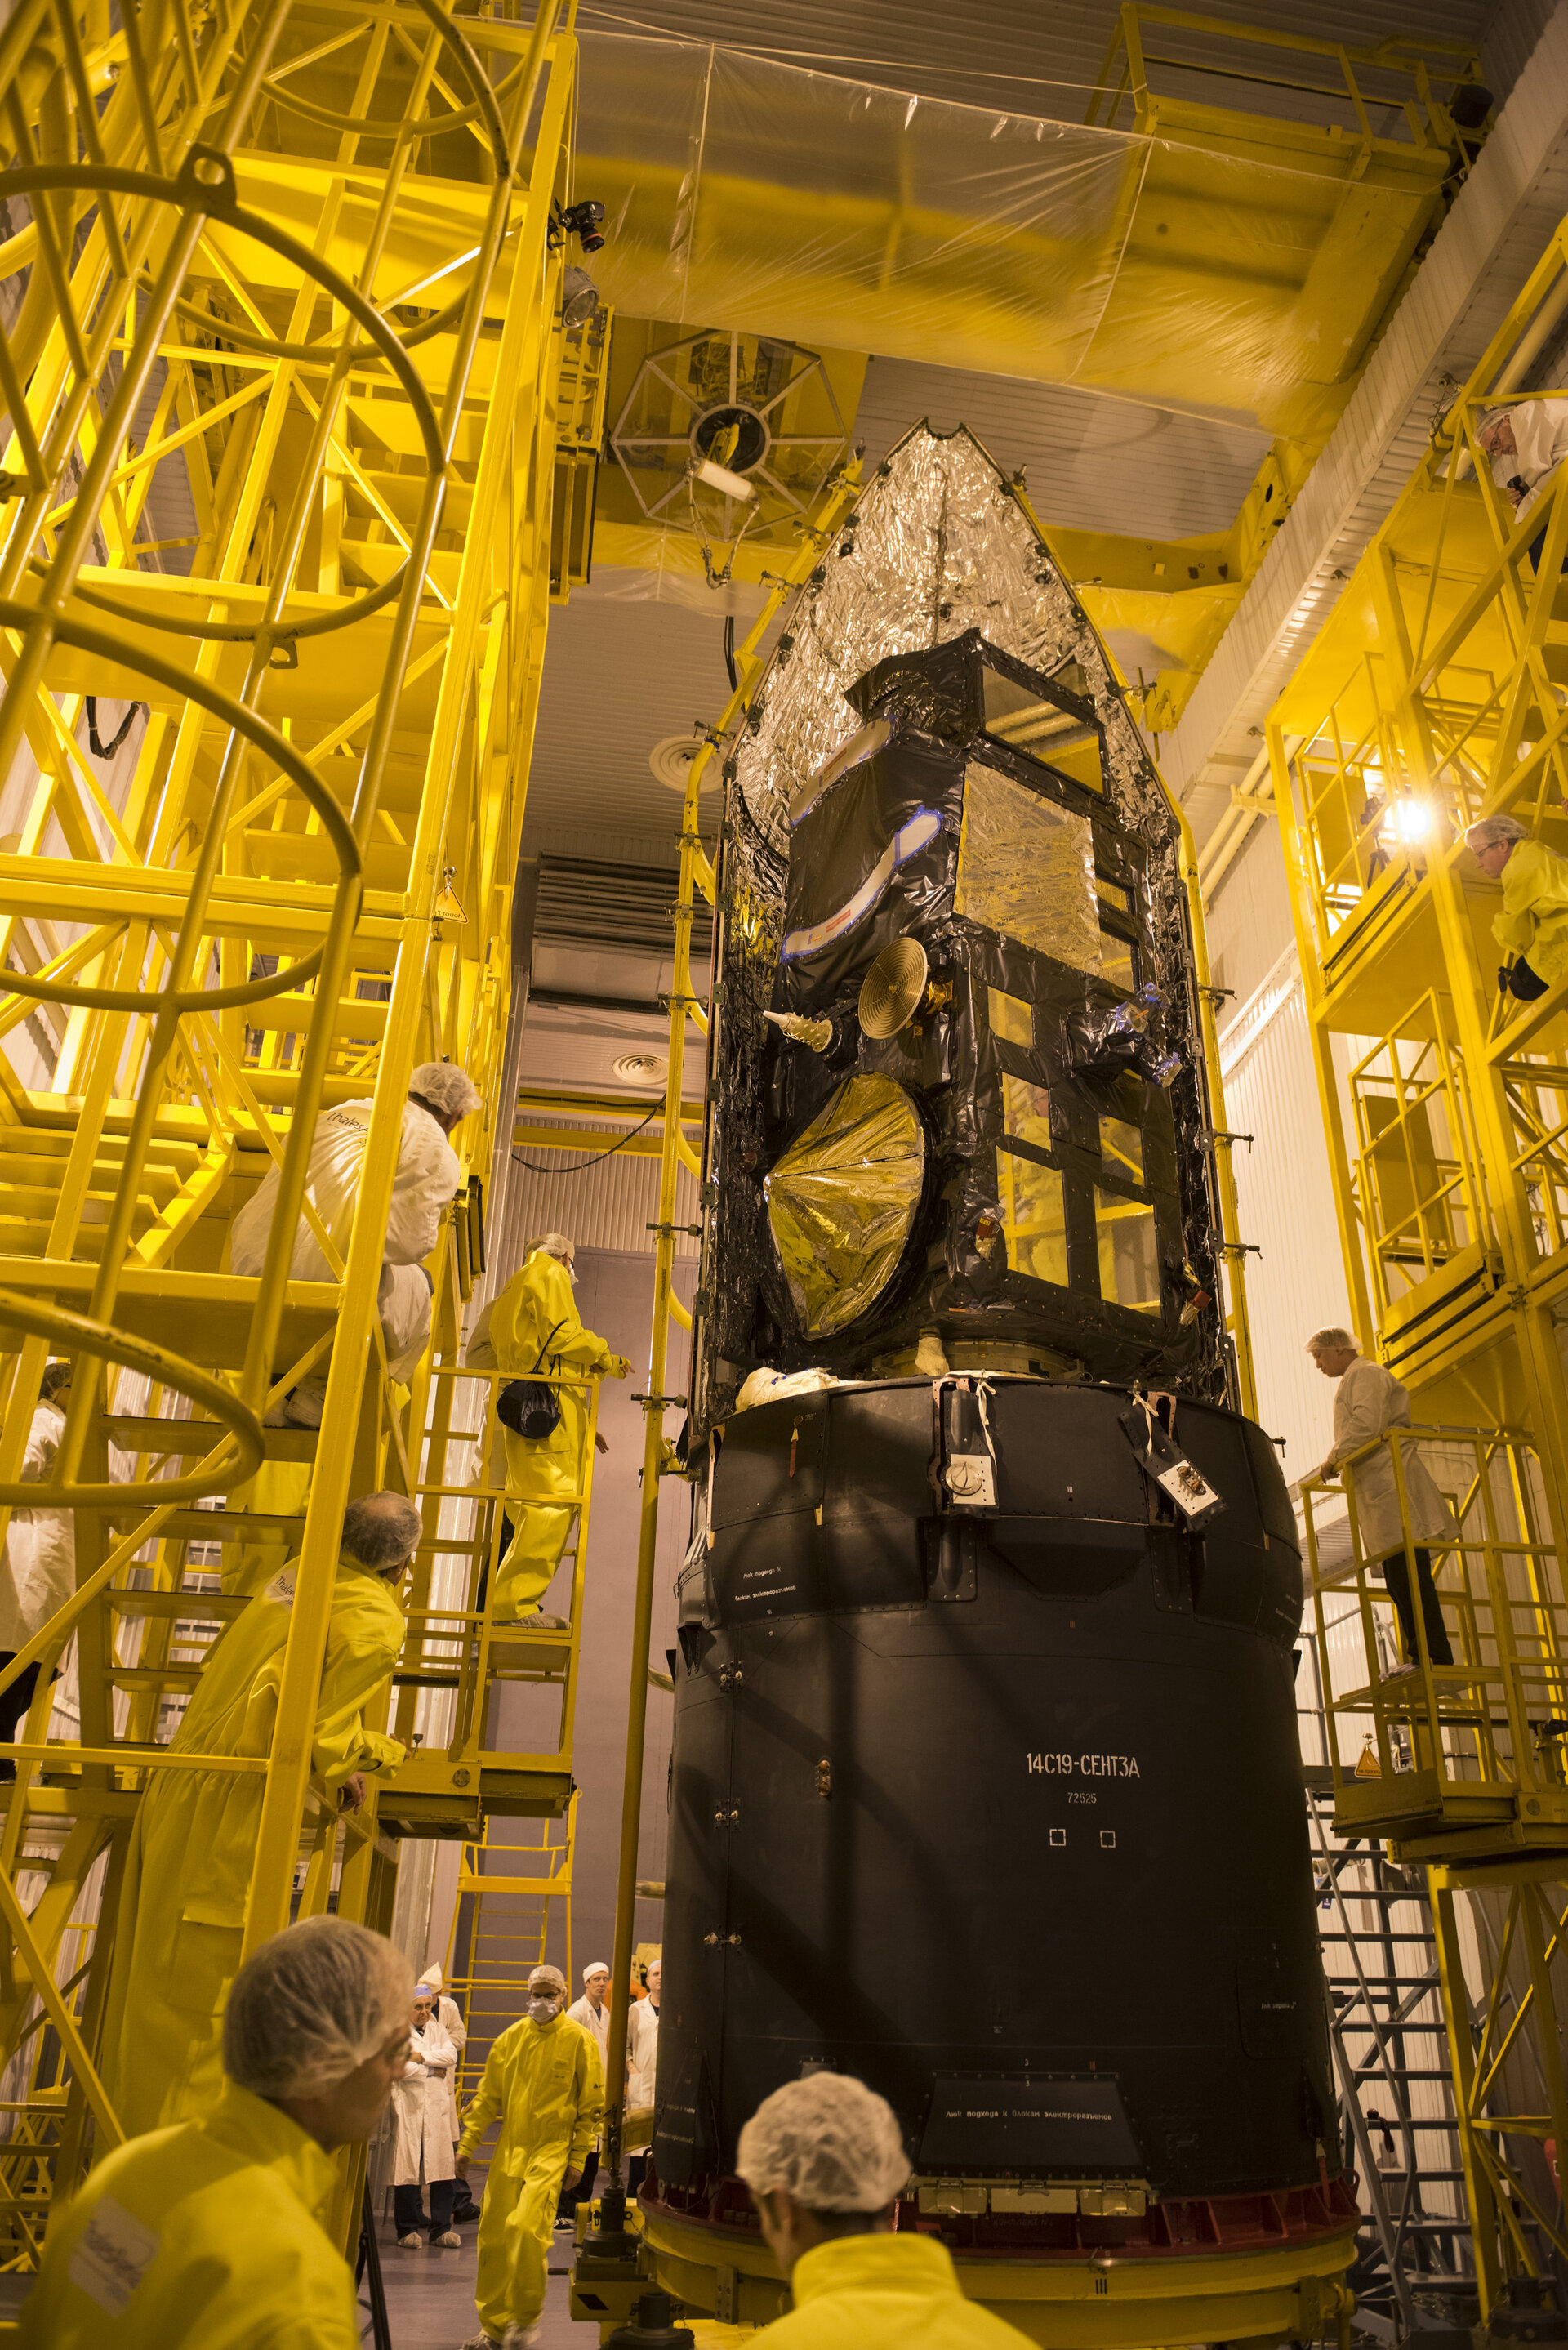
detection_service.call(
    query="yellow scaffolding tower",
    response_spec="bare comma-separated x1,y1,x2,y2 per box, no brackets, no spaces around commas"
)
1270,212,1568,2315
0,0,583,2254
446,1794,574,2110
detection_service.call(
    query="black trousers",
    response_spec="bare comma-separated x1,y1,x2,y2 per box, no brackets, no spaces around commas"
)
1504,956,1550,1001
474,1514,518,1620
557,2146,598,2223
0,1656,49,1782
1382,1546,1454,1666
394,2178,455,2239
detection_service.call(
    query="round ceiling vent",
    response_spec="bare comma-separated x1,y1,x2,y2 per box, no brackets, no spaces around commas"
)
612,1053,668,1083
648,734,715,793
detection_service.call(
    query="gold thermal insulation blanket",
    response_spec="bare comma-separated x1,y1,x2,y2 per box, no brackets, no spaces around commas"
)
956,759,1102,973
764,1074,925,1339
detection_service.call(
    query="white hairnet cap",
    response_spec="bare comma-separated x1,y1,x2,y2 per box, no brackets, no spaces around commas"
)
583,1960,610,1982
223,1917,413,2102
735,2075,910,2214
419,1964,443,1990
408,1060,481,1119
529,1963,567,1992
523,1233,574,1263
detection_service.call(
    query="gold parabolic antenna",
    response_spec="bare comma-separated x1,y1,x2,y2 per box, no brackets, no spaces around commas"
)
858,935,929,1038
764,1072,926,1339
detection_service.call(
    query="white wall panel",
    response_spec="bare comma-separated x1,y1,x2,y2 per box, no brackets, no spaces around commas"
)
1219,952,1354,1482
492,1117,699,1283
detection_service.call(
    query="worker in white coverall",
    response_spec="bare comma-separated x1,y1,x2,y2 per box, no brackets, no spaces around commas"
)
20,1916,415,2350
1308,1327,1456,1677
390,1984,461,2247
100,1492,418,2138
0,1360,74,1778
455,1960,603,2350
466,1235,630,1628
229,1058,481,1433
1476,399,1568,569
222,1059,479,1600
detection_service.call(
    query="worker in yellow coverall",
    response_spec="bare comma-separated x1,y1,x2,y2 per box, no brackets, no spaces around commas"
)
737,2074,1035,2349
21,1917,413,2350
455,1961,603,2350
1468,813,1568,1001
100,1492,417,2138
466,1235,630,1627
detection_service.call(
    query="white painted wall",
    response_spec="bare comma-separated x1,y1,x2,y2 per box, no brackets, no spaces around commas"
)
1218,952,1356,1483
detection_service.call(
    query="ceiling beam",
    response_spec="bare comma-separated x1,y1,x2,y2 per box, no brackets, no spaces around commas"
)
1163,2,1568,841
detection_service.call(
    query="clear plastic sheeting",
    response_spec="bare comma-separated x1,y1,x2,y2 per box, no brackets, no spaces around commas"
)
956,759,1101,973
764,1073,925,1339
578,34,1450,440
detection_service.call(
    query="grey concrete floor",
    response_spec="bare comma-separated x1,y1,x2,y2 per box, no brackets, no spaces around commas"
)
368,2192,581,2349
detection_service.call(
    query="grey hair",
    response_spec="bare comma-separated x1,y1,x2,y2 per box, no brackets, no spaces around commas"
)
1306,1327,1358,1353
1465,814,1530,854
408,1060,481,1120
523,1233,575,1263
224,1916,412,2101
341,1490,422,1572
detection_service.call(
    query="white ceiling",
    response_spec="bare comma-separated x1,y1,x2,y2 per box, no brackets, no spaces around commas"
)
517,996,697,1091
522,574,733,855
528,350,1273,861
854,359,1272,539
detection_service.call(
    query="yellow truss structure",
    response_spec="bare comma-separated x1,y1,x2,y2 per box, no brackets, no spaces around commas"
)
1271,214,1568,2312
0,0,586,2254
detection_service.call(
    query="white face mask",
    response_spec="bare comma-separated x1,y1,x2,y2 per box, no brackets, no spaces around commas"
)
527,1995,561,2022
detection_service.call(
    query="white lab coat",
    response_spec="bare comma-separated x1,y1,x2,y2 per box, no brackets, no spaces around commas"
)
0,1403,73,1651
230,1099,460,1385
1328,1356,1454,1562
626,1998,660,2109
390,2017,459,2184
566,1992,609,2063
434,1992,466,2139
1491,398,1568,526
567,1993,610,2148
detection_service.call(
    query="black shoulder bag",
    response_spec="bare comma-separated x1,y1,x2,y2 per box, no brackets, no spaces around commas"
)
496,1319,568,1441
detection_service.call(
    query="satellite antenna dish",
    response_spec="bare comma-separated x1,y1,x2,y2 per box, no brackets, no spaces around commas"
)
858,937,929,1039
